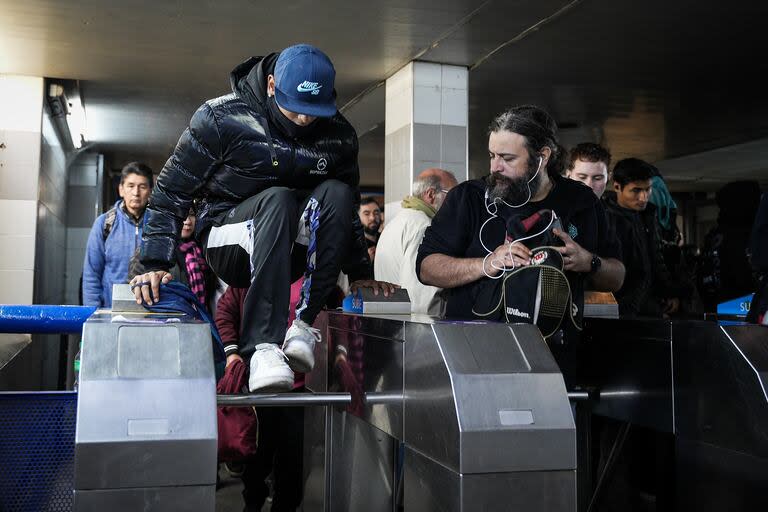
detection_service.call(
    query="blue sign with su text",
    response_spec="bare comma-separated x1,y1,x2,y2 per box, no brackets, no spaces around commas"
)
342,291,364,314
717,294,754,317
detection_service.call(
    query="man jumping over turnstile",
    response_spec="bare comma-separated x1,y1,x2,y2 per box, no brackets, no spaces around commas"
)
130,44,391,392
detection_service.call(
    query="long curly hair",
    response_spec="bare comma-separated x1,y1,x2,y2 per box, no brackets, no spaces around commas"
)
488,105,566,178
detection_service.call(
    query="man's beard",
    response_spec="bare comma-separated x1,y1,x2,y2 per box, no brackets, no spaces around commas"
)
487,160,542,205
364,225,380,237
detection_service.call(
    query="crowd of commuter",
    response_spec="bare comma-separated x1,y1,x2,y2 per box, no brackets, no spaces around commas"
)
75,43,767,511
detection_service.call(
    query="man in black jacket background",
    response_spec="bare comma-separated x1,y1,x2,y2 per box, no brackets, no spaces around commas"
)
604,158,689,317
130,44,374,392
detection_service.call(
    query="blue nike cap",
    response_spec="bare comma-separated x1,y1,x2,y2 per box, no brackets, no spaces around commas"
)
274,44,337,118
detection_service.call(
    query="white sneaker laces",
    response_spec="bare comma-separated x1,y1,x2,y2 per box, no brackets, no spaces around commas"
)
306,325,322,343
295,320,322,343
258,344,289,364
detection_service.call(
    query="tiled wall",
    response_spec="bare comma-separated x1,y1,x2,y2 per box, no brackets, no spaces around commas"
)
0,201,38,303
0,75,43,305
0,75,103,390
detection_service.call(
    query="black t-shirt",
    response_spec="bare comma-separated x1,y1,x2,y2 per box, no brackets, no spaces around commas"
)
416,175,622,330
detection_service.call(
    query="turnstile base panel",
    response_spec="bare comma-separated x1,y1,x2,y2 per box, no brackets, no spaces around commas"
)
329,410,395,512
405,447,576,512
74,485,215,511
675,438,768,511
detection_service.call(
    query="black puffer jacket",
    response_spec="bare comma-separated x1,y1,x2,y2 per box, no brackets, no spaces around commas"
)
141,53,370,279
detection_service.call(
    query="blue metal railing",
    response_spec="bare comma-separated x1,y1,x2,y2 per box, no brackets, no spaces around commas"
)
0,305,95,334
1,304,91,512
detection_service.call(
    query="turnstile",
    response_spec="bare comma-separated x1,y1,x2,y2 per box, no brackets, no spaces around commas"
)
572,318,768,511
303,313,577,512
73,312,217,511
4,296,768,511
70,306,576,511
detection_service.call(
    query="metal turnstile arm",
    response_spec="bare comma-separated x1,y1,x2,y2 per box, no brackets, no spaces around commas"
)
217,392,404,407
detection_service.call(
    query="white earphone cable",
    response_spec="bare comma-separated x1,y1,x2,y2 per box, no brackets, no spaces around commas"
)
479,156,554,279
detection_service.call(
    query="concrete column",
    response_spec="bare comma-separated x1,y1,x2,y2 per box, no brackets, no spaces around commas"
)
0,75,44,305
384,61,469,211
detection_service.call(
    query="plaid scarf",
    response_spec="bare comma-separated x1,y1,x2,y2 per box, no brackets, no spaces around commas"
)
178,239,209,306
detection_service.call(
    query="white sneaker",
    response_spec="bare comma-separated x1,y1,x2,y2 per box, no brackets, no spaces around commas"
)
248,343,294,392
282,318,322,373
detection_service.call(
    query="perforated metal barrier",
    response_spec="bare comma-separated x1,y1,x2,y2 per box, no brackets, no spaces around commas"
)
0,392,77,512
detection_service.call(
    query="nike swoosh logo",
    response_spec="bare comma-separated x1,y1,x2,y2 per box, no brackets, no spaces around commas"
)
297,83,322,93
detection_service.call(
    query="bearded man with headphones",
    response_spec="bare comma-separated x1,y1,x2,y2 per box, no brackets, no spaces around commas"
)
417,105,625,343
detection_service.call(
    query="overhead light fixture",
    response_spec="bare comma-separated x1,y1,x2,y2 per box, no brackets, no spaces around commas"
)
48,82,87,149
67,92,87,149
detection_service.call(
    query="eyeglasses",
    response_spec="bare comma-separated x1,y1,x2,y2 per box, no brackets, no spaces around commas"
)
440,189,450,194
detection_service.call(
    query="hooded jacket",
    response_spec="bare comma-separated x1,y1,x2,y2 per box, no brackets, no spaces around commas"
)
140,53,370,279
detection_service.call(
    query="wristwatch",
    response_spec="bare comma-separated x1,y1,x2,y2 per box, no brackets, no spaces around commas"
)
589,254,602,274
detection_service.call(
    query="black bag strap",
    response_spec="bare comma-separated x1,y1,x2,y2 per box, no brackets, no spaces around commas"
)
102,205,118,241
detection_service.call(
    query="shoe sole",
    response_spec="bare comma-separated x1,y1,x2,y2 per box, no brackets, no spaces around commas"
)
284,344,314,374
248,375,294,393
287,358,313,374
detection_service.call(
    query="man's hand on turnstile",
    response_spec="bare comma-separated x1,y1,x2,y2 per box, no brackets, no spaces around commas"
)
350,280,399,297
129,270,173,305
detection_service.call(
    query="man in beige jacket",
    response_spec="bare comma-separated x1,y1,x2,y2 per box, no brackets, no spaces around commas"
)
374,168,458,316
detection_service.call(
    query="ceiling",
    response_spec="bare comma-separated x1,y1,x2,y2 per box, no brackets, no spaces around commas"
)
2,0,767,192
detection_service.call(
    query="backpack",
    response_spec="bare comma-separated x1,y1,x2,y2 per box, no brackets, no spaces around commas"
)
472,209,581,338
140,280,226,378
102,205,118,241
77,205,123,306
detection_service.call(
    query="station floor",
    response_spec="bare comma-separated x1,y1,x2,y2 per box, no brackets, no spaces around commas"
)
215,476,245,511
215,463,319,512
215,466,264,512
